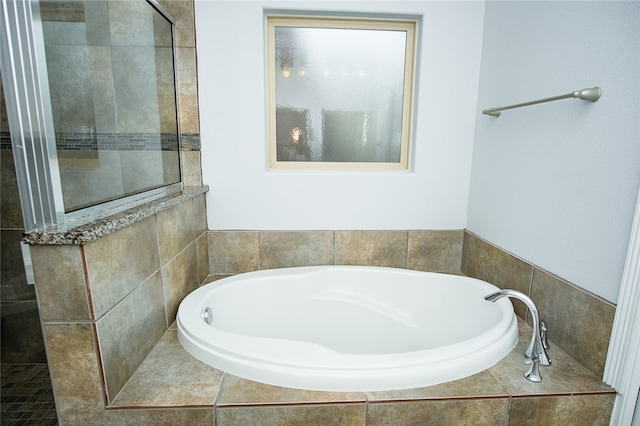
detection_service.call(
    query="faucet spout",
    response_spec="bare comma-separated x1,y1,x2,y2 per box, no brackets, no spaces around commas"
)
485,289,551,367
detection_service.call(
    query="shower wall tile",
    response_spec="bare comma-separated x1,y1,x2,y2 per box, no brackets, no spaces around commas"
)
181,150,203,186
59,150,124,211
86,46,117,132
407,230,464,273
0,151,23,228
367,398,509,426
83,1,110,47
1,230,34,301
157,198,196,264
530,269,615,378
259,231,334,269
111,47,162,133
209,231,259,274
158,0,196,48
120,150,171,195
44,45,97,132
96,271,167,402
31,244,90,321
507,394,614,426
175,48,200,135
216,403,366,426
84,215,160,319
107,0,156,47
461,232,534,319
334,231,408,268
162,243,199,325
0,301,47,363
44,323,106,424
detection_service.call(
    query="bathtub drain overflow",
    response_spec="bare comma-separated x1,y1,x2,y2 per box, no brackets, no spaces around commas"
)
202,307,213,325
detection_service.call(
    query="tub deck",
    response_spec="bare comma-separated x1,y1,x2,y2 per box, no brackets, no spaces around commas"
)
108,318,614,425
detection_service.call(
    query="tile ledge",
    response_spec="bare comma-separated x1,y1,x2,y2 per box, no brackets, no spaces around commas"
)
110,320,613,409
23,185,208,245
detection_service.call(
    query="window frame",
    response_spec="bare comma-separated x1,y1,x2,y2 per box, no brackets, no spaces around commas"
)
266,14,418,171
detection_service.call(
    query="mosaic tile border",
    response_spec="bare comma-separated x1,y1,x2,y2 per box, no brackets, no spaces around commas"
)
0,132,200,151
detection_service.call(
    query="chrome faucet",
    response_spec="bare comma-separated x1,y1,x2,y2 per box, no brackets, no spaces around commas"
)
485,289,551,382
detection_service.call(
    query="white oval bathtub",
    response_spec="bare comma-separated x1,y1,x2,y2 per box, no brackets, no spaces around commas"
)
177,266,518,392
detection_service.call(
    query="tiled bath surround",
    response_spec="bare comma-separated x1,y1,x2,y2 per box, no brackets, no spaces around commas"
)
26,221,615,424
29,191,208,422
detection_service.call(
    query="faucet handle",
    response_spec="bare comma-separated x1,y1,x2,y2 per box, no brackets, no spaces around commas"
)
524,357,542,383
540,320,550,350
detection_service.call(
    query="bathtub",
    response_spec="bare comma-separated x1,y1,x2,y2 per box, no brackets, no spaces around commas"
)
177,266,518,392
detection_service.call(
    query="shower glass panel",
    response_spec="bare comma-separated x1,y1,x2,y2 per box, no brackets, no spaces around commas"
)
40,0,180,212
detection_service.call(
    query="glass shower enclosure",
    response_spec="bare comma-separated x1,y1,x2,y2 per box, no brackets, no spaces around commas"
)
1,0,181,231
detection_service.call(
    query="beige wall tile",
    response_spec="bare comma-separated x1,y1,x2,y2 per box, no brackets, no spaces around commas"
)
157,199,196,265
196,232,210,284
193,193,208,236
84,216,160,319
104,408,214,425
367,370,507,401
31,244,90,321
208,231,258,274
367,399,509,426
217,374,365,406
488,319,613,396
407,230,463,273
259,231,334,269
162,243,199,325
508,394,614,426
112,329,222,407
216,404,365,426
44,323,106,424
175,48,199,134
181,150,202,186
531,269,615,378
334,231,408,268
462,232,534,320
96,271,167,402
157,0,196,48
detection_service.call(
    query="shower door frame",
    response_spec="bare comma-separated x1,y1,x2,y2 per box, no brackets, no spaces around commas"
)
1,0,65,231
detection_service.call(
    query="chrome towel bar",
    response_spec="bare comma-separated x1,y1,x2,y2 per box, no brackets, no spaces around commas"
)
483,87,602,117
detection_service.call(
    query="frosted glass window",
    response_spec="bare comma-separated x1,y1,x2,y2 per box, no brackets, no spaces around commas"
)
267,16,417,171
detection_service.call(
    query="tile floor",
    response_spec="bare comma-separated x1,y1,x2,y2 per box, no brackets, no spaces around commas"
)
1,363,57,425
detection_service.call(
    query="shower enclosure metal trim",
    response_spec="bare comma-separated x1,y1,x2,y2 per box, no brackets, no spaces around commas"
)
1,0,65,231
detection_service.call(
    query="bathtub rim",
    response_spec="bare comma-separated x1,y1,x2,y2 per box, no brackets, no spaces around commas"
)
177,266,519,392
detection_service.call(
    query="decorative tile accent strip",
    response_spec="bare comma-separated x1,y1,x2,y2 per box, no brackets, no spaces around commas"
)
1,132,200,151
180,133,201,151
23,185,208,245
56,132,180,151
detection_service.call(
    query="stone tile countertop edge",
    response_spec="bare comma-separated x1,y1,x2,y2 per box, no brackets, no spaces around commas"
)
22,185,209,245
